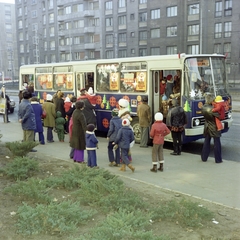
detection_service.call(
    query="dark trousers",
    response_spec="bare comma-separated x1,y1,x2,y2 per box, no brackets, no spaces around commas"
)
201,134,222,163
121,148,130,165
87,150,97,167
34,132,45,144
171,131,182,153
108,141,120,164
47,127,53,141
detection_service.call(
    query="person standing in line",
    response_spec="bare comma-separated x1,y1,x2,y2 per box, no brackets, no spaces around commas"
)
212,95,225,131
0,86,11,123
150,112,170,172
42,94,56,143
30,97,45,145
137,96,151,148
55,111,66,142
201,93,222,163
70,100,87,163
113,118,135,172
166,99,187,155
18,91,37,152
55,91,67,133
107,108,122,167
86,124,99,168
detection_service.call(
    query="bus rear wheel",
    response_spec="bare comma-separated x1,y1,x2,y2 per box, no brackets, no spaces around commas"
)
131,118,141,144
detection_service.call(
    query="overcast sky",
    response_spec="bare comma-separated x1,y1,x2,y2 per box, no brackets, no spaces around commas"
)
0,0,15,3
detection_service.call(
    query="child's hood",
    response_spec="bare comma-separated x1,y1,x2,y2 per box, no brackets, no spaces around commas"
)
56,111,62,118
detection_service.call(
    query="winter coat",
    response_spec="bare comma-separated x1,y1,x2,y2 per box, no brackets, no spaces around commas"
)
31,101,43,133
55,111,65,130
70,109,87,150
150,121,170,145
18,99,36,131
42,101,56,128
66,104,76,122
64,101,72,113
202,103,221,137
78,96,96,126
55,97,66,118
165,80,174,99
137,102,151,127
86,131,98,150
115,126,135,149
107,116,122,142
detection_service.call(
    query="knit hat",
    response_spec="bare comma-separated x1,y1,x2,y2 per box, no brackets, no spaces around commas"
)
215,95,223,102
122,118,130,127
111,108,119,116
46,94,53,101
166,75,172,81
155,112,163,121
87,124,95,132
118,98,129,108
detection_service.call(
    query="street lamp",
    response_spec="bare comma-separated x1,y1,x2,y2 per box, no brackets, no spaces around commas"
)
191,5,202,54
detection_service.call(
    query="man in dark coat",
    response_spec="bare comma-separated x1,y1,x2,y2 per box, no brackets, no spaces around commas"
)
201,93,222,163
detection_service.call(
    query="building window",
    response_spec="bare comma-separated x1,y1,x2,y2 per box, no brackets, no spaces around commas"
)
224,42,231,57
167,6,177,17
214,43,221,54
119,33,126,43
151,9,160,19
130,32,135,37
31,10,37,18
48,0,53,9
130,14,135,20
224,22,232,37
89,2,99,10
31,0,37,4
118,15,126,25
74,37,80,44
106,1,113,10
139,48,147,56
50,41,55,50
188,24,199,36
75,52,81,60
74,20,84,28
139,0,147,3
167,46,177,54
106,50,113,59
51,54,56,62
187,44,199,54
224,0,232,16
150,47,160,55
73,3,83,12
89,18,99,27
20,44,24,53
131,49,135,54
66,22,72,30
44,41,47,51
19,32,23,41
150,28,160,38
44,55,48,63
20,56,24,65
139,30,147,40
43,15,46,24
167,26,177,37
215,23,222,38
106,34,113,44
119,0,126,8
18,8,22,16
106,17,113,27
188,4,199,15
32,23,38,31
49,13,54,23
139,12,147,22
24,6,27,15
5,23,12,30
50,26,54,36
215,1,222,17
65,6,71,14
119,49,127,57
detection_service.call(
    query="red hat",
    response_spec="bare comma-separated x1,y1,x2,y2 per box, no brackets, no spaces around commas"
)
166,75,172,81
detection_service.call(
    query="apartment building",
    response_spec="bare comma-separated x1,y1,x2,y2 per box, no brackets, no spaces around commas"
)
15,0,240,82
0,2,18,80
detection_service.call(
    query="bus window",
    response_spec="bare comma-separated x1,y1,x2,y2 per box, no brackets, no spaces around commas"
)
53,73,73,91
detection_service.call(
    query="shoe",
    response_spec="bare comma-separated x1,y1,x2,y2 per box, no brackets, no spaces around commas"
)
40,142,45,145
47,140,54,143
109,161,116,167
30,149,37,152
92,166,99,169
170,152,178,155
7,121,10,123
140,146,148,148
113,163,120,167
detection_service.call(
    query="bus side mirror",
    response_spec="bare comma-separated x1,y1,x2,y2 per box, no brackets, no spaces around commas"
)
191,72,197,82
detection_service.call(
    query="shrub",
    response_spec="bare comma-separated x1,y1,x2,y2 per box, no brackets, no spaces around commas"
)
5,141,38,157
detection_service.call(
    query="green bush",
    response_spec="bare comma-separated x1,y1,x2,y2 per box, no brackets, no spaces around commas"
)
16,201,97,235
5,141,38,157
2,156,39,180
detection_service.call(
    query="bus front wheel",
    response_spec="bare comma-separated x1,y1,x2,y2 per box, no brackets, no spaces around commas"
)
131,118,141,144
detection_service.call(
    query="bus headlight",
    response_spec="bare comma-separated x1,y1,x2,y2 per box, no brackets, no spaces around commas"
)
194,118,200,126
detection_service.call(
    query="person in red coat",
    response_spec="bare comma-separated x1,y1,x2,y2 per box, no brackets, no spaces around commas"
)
150,112,170,172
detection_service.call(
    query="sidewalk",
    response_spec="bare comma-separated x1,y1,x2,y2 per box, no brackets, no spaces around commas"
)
1,121,240,210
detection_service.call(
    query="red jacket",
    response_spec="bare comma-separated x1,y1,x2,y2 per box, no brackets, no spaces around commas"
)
150,121,170,145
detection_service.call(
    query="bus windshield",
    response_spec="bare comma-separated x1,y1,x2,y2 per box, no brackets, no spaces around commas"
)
184,57,228,99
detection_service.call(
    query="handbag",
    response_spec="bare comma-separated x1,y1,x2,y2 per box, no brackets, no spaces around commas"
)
41,110,47,119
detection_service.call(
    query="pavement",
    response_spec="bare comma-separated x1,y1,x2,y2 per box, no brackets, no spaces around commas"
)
0,120,240,211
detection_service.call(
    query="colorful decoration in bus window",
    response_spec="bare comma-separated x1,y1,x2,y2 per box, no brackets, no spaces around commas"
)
46,75,52,89
198,102,203,109
109,96,117,107
106,101,111,110
56,74,66,87
66,74,73,89
109,72,119,90
102,118,109,128
96,95,102,105
183,100,192,112
136,72,146,91
102,94,107,104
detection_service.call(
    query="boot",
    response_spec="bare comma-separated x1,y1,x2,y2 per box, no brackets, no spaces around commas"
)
170,145,178,155
127,164,135,172
150,164,157,173
109,161,116,167
178,145,182,155
158,163,163,172
119,164,126,171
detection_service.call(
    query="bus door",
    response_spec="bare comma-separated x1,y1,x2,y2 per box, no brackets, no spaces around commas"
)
75,72,94,98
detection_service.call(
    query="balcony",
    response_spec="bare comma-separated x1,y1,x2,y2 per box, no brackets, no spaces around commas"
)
84,27,95,33
83,10,95,17
59,46,66,52
84,43,95,49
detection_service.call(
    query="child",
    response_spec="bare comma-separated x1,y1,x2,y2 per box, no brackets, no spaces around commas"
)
212,95,225,131
64,97,72,113
150,112,170,172
107,108,122,167
55,111,65,142
86,124,99,168
113,118,135,172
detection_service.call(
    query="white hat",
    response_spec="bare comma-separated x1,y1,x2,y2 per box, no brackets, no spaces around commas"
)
118,98,129,108
64,97,70,102
46,94,53,101
155,112,163,121
122,118,130,126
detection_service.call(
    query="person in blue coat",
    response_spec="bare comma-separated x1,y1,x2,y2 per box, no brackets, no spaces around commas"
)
31,97,45,145
113,118,135,172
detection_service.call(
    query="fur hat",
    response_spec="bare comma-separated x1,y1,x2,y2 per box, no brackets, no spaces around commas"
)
87,124,95,132
215,95,223,102
118,98,129,108
111,108,119,116
122,118,130,127
155,112,163,121
46,94,53,101
142,96,148,102
166,75,172,81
